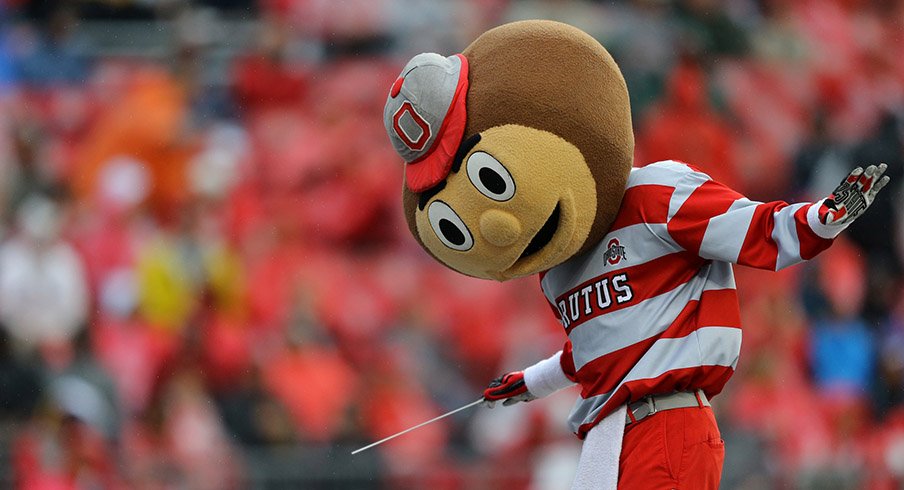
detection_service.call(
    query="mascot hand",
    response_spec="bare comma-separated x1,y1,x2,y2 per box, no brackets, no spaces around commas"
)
819,164,890,226
483,371,537,407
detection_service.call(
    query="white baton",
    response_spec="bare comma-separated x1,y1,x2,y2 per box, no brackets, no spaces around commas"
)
351,397,485,455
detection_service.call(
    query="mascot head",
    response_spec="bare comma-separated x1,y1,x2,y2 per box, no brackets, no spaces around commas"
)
384,20,634,281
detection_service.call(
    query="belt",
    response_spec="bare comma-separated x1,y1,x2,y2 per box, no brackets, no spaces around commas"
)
625,390,710,425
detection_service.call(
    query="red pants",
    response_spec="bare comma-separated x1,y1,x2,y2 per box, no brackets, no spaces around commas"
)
618,406,724,489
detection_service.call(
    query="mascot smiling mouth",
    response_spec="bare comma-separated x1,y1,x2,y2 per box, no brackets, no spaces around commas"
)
519,204,560,260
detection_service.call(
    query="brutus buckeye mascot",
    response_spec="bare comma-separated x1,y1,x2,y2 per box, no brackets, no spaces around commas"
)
383,20,889,489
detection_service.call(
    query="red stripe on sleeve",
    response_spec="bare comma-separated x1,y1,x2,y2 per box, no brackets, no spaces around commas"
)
667,180,742,255
561,340,578,382
794,204,833,260
609,184,674,232
735,202,782,270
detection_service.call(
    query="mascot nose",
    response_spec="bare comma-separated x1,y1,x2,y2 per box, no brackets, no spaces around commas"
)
479,209,522,247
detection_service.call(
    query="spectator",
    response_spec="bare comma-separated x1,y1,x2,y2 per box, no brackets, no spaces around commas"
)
674,0,750,58
11,6,90,87
850,111,904,251
49,328,122,439
215,365,297,446
791,107,849,200
809,240,874,398
160,367,244,489
0,194,88,353
13,376,119,489
876,308,904,417
232,14,309,115
847,111,904,323
638,59,740,189
261,332,359,443
72,66,192,220
13,417,115,489
121,365,243,488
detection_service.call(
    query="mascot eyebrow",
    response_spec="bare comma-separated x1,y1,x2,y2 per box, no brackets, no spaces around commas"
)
417,133,483,210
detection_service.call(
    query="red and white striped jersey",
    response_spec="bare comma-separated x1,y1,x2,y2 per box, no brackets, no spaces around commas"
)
540,160,839,439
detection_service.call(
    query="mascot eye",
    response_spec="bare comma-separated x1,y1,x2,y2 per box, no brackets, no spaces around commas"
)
466,152,515,201
427,201,473,251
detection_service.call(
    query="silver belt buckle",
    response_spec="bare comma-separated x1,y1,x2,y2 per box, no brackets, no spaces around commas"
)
630,396,657,422
646,395,657,417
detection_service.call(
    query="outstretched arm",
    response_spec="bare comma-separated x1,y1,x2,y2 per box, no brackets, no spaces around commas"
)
660,163,889,270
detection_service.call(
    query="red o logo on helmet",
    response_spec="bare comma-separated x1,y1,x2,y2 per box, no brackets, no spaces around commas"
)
392,101,432,151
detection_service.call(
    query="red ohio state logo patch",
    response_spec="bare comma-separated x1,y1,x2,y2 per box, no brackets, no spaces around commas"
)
392,101,431,151
604,238,627,265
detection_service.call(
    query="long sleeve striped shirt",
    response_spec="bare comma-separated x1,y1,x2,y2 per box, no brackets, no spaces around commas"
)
540,160,841,438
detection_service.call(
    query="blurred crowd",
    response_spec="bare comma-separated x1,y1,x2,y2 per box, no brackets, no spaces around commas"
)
0,0,903,488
